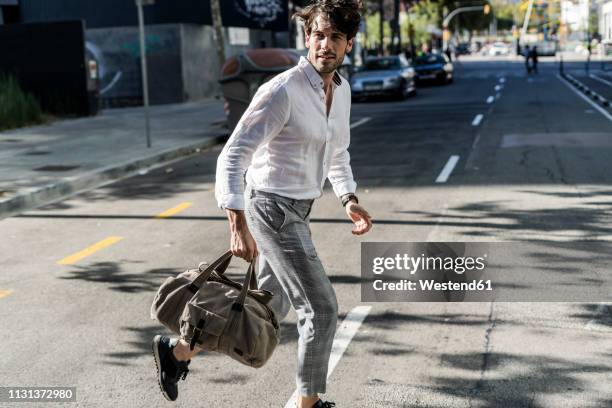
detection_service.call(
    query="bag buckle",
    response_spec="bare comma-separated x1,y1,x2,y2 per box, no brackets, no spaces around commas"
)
189,319,206,351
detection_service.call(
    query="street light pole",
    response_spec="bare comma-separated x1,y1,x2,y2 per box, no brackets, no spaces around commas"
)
136,0,154,148
520,0,535,44
442,5,489,54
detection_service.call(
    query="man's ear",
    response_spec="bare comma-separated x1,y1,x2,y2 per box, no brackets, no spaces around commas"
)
346,37,354,54
305,30,311,49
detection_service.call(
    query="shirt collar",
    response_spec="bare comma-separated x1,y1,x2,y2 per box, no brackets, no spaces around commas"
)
299,56,342,90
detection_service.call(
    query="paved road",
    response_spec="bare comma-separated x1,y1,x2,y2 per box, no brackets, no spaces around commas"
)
1,56,611,407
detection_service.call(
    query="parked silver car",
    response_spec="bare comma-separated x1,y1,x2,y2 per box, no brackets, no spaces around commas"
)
350,55,416,101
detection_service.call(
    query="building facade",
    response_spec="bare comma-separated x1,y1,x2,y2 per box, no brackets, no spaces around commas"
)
2,0,291,106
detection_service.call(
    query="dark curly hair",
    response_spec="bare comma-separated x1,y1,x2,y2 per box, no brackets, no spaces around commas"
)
293,0,362,40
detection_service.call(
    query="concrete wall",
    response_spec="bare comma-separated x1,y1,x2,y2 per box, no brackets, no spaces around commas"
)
180,24,275,101
180,24,220,100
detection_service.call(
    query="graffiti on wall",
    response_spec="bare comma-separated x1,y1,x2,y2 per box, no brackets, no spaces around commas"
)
85,26,182,106
234,0,284,28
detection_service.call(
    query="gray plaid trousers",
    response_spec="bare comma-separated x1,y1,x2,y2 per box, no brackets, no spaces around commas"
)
245,188,338,396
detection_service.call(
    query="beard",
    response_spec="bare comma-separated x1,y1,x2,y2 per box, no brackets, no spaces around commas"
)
310,51,343,74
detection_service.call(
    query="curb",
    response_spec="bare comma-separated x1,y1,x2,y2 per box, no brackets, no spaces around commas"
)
561,72,611,107
0,134,227,220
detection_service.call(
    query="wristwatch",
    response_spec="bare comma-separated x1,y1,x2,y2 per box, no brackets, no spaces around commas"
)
341,193,358,207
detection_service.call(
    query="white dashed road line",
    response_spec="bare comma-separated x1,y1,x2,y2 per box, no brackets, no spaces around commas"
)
486,96,494,104
472,114,483,126
350,117,371,129
435,155,460,183
284,305,372,408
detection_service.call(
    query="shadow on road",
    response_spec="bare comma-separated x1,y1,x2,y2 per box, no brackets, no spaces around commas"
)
432,352,610,408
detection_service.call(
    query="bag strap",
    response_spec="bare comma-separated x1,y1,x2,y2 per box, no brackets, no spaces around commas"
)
190,250,233,291
232,260,257,311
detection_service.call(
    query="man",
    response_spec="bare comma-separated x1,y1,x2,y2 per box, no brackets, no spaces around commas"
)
530,45,538,74
152,1,372,407
524,45,532,74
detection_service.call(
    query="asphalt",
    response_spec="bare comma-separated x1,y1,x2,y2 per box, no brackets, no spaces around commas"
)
0,99,228,220
1,55,611,408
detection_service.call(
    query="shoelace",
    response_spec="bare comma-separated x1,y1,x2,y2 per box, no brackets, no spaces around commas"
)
179,367,189,381
320,402,335,408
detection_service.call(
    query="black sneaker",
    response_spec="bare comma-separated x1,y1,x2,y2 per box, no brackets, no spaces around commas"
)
312,401,336,408
152,335,190,401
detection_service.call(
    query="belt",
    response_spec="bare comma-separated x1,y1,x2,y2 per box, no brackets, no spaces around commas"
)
248,188,314,207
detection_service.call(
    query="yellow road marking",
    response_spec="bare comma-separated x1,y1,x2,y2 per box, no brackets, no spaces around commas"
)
57,236,123,265
0,290,13,299
155,202,193,219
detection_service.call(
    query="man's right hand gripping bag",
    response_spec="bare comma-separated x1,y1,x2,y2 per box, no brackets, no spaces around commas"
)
150,251,280,368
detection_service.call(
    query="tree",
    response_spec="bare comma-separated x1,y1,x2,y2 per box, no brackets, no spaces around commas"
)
210,0,226,65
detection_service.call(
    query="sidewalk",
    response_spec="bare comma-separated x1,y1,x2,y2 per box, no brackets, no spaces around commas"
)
0,98,227,220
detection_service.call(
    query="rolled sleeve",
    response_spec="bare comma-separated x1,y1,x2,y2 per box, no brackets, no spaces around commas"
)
215,81,290,210
327,147,357,198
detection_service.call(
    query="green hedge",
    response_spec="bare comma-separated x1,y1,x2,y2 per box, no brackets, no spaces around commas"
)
0,74,43,131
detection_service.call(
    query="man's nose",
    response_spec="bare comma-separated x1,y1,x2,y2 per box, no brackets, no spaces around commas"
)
320,36,330,50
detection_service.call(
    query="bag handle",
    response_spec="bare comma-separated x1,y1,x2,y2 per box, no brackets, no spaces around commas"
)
190,251,260,293
190,250,233,291
232,259,257,311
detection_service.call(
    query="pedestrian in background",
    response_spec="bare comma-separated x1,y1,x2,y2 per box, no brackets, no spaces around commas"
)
530,46,538,74
151,1,372,407
524,45,532,74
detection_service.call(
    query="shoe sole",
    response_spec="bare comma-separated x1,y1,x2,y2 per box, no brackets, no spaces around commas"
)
152,335,174,402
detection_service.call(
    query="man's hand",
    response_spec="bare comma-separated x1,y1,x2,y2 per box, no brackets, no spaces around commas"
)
346,202,372,235
226,209,258,261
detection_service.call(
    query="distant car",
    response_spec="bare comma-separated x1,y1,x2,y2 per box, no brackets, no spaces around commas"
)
456,42,470,55
412,53,453,84
350,55,416,100
488,42,509,56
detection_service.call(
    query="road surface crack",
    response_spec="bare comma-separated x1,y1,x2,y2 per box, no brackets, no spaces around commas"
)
470,302,497,400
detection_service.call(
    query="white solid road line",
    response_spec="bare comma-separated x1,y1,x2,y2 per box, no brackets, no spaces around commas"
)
590,73,612,88
472,114,483,126
435,155,460,183
486,96,495,104
350,117,371,129
283,305,372,408
557,74,612,123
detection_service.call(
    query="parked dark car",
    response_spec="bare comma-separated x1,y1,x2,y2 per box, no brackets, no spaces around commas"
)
456,42,471,56
413,53,454,84
350,55,416,101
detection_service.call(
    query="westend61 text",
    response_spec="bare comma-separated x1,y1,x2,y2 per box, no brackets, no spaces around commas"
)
373,279,493,292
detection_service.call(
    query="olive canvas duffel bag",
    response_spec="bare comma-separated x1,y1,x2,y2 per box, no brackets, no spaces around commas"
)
150,251,280,368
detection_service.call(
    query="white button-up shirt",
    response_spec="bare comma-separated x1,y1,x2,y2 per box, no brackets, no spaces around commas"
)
215,56,356,210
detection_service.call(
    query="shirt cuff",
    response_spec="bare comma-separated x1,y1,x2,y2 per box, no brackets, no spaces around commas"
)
218,193,245,211
331,180,357,198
